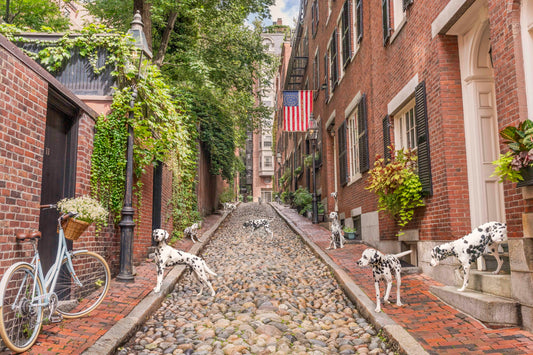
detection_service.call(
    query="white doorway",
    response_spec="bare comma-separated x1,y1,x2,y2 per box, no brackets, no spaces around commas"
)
451,4,506,268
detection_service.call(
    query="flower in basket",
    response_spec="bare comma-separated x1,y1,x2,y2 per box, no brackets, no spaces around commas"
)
492,119,533,183
57,196,108,226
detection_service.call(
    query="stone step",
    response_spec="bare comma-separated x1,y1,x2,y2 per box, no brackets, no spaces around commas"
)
430,285,520,327
466,270,512,298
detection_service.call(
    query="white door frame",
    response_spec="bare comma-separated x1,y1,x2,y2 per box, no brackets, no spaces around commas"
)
450,2,506,269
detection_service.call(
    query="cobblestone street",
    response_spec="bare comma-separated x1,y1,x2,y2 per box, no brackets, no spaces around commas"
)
118,203,392,355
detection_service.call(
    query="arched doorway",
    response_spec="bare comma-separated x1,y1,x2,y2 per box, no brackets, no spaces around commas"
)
457,17,505,232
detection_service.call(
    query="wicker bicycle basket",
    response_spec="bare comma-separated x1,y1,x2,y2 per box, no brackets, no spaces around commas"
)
60,218,90,241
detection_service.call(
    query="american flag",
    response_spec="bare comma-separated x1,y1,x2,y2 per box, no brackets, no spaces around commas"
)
283,90,313,132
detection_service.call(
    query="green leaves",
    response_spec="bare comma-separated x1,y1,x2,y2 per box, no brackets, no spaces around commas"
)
366,147,425,229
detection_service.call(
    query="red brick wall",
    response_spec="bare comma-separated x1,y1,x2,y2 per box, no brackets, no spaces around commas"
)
0,46,48,276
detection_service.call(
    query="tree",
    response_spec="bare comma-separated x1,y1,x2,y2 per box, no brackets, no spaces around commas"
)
1,0,70,31
86,0,277,180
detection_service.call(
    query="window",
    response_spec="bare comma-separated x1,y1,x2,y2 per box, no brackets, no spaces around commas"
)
264,156,272,168
312,0,319,37
324,52,329,102
341,0,351,66
263,135,272,148
347,111,360,178
393,99,417,152
329,29,339,90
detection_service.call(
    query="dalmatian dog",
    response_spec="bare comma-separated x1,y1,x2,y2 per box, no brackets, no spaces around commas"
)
152,229,217,296
357,248,412,312
430,221,507,292
183,223,200,243
242,219,273,238
327,211,345,250
223,202,236,213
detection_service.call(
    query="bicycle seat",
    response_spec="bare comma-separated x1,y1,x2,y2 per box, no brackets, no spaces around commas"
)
16,231,42,241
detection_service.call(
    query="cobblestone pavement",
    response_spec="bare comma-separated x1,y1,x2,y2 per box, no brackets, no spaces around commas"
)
119,203,393,355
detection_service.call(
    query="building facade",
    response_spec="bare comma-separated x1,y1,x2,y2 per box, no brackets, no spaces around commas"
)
249,20,288,203
278,0,533,330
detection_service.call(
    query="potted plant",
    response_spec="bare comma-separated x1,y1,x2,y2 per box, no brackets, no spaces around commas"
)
294,166,303,176
294,187,313,216
366,147,425,229
492,119,533,186
343,226,358,240
304,152,320,168
56,195,108,240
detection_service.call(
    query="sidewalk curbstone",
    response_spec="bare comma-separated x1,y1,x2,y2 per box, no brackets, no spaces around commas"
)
271,203,428,355
83,208,233,355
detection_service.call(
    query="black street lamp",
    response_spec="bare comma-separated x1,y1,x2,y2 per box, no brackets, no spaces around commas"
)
117,11,152,282
308,114,319,224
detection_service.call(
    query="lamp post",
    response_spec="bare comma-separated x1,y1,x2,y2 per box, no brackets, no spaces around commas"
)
117,11,153,282
308,114,319,224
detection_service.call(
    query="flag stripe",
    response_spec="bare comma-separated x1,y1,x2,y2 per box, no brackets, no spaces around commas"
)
283,90,313,132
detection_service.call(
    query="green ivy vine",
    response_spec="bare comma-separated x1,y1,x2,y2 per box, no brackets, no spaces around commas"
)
0,24,199,230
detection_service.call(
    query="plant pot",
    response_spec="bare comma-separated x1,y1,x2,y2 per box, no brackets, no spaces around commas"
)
517,166,533,187
345,232,356,240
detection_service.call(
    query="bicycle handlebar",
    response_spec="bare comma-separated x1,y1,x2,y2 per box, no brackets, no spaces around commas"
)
40,204,57,209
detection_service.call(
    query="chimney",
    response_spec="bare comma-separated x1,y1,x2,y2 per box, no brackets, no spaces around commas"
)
277,18,283,26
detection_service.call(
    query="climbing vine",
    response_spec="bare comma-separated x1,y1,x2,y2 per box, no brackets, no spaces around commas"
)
0,24,198,227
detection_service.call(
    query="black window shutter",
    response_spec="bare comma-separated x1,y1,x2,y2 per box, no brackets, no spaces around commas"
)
415,81,433,196
383,115,391,162
356,0,363,43
342,0,351,65
331,29,338,89
358,94,369,173
382,0,391,46
402,0,413,11
338,121,348,186
324,53,329,102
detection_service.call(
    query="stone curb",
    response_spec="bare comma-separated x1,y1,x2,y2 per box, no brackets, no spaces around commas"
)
271,203,428,355
83,209,233,355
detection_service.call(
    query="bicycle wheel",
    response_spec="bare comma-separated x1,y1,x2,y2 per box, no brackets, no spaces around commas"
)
55,251,110,318
0,262,44,353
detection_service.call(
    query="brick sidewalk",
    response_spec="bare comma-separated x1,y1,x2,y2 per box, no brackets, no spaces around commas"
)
276,204,533,355
22,213,223,355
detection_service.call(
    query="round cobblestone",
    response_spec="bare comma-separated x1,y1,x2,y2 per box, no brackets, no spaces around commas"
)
119,203,391,354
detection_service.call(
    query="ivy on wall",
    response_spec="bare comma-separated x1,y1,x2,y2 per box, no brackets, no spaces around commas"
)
0,24,199,230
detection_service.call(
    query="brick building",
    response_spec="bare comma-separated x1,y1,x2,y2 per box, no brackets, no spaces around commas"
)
278,0,533,329
248,20,288,203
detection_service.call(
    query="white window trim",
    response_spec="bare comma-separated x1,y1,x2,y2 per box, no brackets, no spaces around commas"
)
345,91,363,185
388,74,418,115
390,14,407,44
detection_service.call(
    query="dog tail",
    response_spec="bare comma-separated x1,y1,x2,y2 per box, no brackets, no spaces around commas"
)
393,250,412,259
203,262,217,276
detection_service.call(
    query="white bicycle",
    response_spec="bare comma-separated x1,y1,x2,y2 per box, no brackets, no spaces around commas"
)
0,205,110,353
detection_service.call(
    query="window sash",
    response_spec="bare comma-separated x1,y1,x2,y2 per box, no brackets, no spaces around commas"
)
348,115,359,178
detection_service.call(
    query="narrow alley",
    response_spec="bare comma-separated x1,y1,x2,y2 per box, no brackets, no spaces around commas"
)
118,203,392,355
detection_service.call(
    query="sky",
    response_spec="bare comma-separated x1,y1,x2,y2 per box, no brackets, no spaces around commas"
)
246,0,300,28
268,0,299,28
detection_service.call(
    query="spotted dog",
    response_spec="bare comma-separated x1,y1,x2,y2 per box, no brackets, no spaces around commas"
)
357,248,412,312
327,211,345,250
152,229,216,296
430,221,507,292
242,219,273,238
223,202,236,213
183,223,200,243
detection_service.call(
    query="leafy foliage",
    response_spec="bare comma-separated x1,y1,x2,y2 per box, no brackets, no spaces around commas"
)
293,187,313,215
366,147,425,228
492,119,533,183
0,0,70,31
